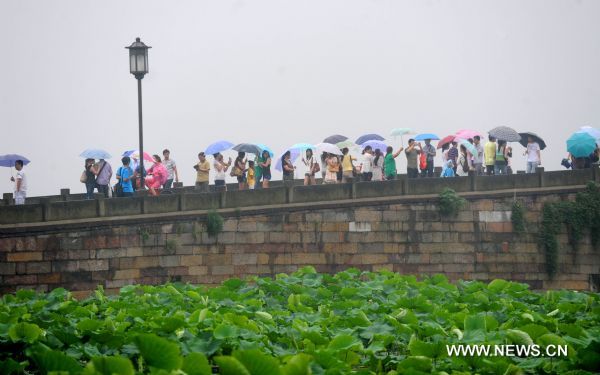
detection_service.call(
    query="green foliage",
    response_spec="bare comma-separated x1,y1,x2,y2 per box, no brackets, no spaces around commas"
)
1,269,599,374
206,210,224,237
138,227,151,243
540,182,600,278
438,188,466,217
511,200,526,234
165,238,178,252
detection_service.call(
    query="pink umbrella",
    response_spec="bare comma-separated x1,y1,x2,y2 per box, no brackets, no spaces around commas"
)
455,129,481,139
123,150,155,163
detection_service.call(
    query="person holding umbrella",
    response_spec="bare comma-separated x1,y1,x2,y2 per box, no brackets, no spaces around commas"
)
524,136,542,173
495,140,509,175
94,158,113,197
10,160,27,205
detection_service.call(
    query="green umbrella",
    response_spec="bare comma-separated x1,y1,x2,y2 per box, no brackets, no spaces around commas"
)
390,127,413,144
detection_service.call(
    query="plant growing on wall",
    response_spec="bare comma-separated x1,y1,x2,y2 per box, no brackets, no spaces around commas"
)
138,227,151,244
165,238,178,252
540,182,600,278
511,201,526,234
206,211,224,237
438,188,466,217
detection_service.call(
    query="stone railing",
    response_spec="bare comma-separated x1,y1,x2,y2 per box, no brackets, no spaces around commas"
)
1,168,598,226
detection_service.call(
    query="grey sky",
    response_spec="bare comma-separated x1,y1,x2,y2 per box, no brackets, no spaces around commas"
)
1,0,599,197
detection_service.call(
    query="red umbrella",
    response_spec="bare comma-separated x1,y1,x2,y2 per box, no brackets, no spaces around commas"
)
437,135,455,149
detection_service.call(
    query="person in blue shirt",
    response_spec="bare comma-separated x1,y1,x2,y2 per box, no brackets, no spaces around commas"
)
441,160,456,178
116,157,135,197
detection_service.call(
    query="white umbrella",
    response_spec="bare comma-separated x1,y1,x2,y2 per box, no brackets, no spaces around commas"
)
315,142,343,155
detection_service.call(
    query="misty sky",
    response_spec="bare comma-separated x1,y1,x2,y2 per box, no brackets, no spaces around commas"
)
1,0,599,197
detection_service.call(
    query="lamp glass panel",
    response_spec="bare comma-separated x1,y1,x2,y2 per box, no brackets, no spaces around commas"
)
136,54,146,73
129,54,136,73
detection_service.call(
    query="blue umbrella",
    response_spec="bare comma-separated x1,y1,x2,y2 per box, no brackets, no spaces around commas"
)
289,142,315,151
360,140,387,151
80,148,111,159
255,143,274,157
205,140,234,155
323,134,348,144
567,132,597,158
414,133,440,141
355,133,385,145
275,149,301,172
0,154,30,168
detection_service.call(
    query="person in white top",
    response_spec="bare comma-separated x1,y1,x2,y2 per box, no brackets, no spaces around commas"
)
162,149,179,189
301,148,318,185
524,136,541,173
456,145,470,177
11,160,27,205
371,149,384,181
360,146,374,181
213,153,231,190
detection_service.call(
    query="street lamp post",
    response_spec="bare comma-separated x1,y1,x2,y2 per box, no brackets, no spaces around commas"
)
125,37,151,190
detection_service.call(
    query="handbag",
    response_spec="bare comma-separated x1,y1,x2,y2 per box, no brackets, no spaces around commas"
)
113,167,124,197
80,170,87,183
419,152,427,170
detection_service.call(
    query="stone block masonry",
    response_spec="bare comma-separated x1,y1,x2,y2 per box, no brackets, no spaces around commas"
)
1,187,599,297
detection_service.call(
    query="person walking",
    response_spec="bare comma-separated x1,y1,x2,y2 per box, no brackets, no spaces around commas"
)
194,152,210,192
213,153,232,190
524,136,541,173
259,150,272,188
281,151,295,183
302,148,318,185
94,158,112,197
83,158,96,199
115,156,135,197
405,139,421,178
494,140,509,175
162,149,179,189
421,139,436,177
324,153,339,184
341,147,356,183
473,136,484,175
11,160,27,205
360,146,373,182
372,149,384,181
484,136,497,175
384,146,404,180
234,152,247,190
456,145,470,177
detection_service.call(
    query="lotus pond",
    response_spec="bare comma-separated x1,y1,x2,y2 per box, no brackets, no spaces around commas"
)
1,267,599,374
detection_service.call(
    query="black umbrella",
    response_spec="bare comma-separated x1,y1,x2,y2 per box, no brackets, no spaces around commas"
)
355,133,385,145
232,143,262,155
518,132,546,150
489,126,521,142
323,134,348,144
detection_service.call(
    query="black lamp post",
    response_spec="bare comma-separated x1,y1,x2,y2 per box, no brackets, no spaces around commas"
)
125,37,151,190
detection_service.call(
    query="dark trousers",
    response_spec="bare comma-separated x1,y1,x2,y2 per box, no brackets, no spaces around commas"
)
362,172,372,181
421,162,434,177
164,179,173,189
486,165,495,175
407,168,419,178
85,182,96,199
121,192,133,197
96,184,109,197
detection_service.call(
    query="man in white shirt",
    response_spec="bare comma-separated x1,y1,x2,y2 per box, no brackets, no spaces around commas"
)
162,149,179,189
10,160,27,205
360,146,374,181
524,136,541,173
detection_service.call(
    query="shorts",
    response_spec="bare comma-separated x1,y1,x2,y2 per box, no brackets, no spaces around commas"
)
263,172,271,181
237,173,246,183
215,180,225,186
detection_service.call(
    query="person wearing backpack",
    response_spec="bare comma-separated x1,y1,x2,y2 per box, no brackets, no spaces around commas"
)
456,145,470,177
115,156,134,197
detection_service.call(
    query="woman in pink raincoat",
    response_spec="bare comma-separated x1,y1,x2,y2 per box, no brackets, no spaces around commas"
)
145,155,168,196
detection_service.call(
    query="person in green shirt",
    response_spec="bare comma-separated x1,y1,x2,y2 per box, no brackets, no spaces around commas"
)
384,146,404,180
254,154,264,189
